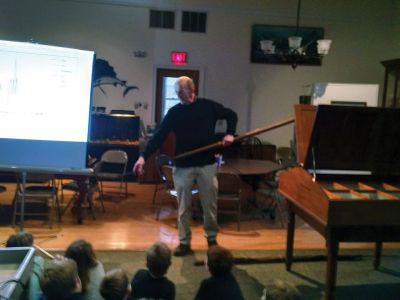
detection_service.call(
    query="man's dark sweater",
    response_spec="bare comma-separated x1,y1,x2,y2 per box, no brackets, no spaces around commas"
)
142,97,237,168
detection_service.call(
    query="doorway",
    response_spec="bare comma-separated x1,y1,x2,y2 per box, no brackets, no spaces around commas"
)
155,68,200,155
155,68,200,124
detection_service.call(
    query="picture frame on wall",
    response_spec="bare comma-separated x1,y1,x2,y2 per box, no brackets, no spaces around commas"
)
250,24,325,66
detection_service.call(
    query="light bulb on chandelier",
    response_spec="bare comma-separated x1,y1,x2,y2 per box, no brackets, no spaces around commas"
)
259,0,332,69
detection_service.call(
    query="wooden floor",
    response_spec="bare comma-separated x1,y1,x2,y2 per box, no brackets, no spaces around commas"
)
1,181,398,252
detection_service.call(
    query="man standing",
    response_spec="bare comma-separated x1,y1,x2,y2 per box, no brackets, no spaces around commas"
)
133,76,237,256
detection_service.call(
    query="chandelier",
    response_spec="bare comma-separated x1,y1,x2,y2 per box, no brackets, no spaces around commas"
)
259,0,332,69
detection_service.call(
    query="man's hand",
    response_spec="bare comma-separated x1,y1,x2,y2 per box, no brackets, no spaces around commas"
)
133,156,146,176
222,134,234,146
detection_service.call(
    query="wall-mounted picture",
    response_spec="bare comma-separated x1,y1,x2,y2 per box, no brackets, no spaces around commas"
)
250,24,325,66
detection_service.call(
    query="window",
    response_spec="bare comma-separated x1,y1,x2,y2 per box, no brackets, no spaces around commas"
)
150,10,175,29
162,77,180,118
181,11,207,33
155,68,199,126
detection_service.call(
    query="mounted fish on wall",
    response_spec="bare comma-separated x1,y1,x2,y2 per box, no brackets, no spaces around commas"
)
93,58,138,97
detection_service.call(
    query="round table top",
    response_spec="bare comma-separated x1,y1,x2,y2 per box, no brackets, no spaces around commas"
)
217,158,282,175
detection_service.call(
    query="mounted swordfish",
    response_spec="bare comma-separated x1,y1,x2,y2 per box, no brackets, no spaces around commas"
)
93,58,138,97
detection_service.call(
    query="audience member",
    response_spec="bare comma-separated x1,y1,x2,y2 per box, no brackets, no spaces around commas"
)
130,241,175,300
65,239,105,300
260,279,302,300
6,231,43,300
40,258,82,300
100,268,131,300
194,245,244,300
6,231,34,247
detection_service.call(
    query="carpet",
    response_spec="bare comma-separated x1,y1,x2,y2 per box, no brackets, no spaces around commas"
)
53,248,400,300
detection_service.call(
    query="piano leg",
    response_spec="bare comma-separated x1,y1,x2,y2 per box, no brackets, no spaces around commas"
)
286,208,295,271
374,241,382,270
326,237,339,300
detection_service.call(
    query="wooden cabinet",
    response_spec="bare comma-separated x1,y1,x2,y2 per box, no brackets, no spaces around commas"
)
381,58,400,107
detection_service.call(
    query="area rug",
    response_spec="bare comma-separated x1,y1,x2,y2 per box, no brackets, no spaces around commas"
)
46,249,400,300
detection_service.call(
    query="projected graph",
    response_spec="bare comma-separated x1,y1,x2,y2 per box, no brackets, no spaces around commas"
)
8,59,18,94
0,41,94,142
0,39,95,170
0,56,18,96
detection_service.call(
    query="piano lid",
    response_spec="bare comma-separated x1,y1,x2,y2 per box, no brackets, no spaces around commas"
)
303,105,400,176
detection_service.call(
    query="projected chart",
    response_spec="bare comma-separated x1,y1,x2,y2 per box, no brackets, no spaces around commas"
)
0,40,95,170
0,58,18,95
0,40,94,143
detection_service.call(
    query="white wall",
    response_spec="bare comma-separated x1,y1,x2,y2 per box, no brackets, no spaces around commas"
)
0,0,397,147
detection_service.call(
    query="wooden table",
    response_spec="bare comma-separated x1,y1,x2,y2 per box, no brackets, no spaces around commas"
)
217,159,283,223
218,158,283,193
0,166,93,227
218,158,282,176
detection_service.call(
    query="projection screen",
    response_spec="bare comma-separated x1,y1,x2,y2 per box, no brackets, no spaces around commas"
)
0,40,95,171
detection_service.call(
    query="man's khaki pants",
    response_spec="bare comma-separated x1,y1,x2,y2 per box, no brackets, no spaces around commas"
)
173,164,218,245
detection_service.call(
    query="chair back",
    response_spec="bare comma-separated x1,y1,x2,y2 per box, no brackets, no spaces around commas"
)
217,172,242,194
216,172,244,230
16,173,56,193
155,154,173,182
276,147,297,168
99,150,128,176
101,150,128,164
239,136,263,159
17,173,53,184
13,172,60,228
160,165,175,190
97,150,129,198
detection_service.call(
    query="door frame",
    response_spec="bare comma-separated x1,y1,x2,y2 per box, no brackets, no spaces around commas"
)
152,65,204,125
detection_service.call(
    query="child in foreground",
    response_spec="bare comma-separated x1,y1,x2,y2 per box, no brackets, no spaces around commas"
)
130,241,175,300
6,231,43,300
194,245,244,300
100,268,131,300
64,239,105,300
40,258,83,300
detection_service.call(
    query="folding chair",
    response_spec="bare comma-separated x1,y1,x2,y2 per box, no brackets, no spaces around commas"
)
156,164,199,221
96,150,129,198
12,173,61,229
152,154,173,206
217,172,246,231
60,176,104,220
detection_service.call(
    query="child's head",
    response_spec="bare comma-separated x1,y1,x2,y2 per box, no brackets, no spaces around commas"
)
261,279,301,300
65,239,98,293
206,245,233,277
65,239,97,268
146,241,172,277
6,231,34,247
100,268,131,300
40,258,81,300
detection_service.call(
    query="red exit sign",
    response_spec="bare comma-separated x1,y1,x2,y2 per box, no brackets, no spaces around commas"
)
171,51,187,64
